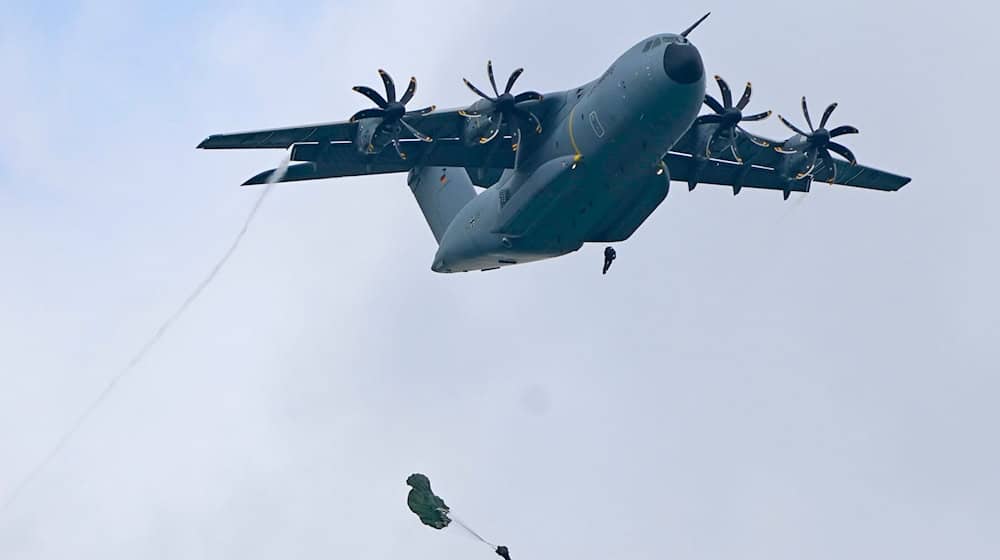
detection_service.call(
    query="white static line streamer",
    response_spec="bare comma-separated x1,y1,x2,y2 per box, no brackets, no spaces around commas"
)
0,156,291,515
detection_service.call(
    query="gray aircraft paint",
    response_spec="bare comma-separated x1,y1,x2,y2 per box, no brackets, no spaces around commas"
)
407,166,476,244
197,19,907,276
6,4,998,560
432,33,705,272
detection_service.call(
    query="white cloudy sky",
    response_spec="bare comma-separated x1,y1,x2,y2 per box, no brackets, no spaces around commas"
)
1,1,997,559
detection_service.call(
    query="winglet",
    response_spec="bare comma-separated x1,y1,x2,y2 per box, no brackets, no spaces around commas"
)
681,12,711,38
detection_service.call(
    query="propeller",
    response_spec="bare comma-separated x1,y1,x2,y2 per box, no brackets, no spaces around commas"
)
694,75,772,163
350,69,435,159
460,61,544,151
776,97,860,180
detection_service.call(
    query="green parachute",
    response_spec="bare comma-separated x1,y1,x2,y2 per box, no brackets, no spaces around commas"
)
406,474,511,560
406,473,451,529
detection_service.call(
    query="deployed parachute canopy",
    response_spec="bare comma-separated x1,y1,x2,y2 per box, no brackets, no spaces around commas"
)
406,473,451,530
406,473,511,559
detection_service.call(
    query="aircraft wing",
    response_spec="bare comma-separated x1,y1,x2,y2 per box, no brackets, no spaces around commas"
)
195,99,567,186
241,138,516,185
667,128,911,195
196,108,468,150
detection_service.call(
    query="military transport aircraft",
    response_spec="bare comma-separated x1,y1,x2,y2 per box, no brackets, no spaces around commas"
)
197,13,910,273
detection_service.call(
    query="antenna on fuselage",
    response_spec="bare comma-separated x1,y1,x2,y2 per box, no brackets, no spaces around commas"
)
680,12,711,38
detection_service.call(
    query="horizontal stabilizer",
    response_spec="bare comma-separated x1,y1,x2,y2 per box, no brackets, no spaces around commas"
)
242,162,405,185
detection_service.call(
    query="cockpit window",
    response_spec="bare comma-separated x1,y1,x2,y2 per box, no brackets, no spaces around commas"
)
642,36,666,53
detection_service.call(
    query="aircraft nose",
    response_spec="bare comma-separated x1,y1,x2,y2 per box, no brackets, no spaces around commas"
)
662,40,704,84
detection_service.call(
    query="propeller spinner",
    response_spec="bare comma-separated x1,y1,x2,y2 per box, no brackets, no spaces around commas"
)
460,61,544,151
350,69,435,159
695,75,772,163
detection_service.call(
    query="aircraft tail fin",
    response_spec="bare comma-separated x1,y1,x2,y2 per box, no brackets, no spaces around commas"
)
407,166,476,244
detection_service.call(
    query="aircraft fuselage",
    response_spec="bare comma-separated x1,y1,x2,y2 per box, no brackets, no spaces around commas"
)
432,33,706,273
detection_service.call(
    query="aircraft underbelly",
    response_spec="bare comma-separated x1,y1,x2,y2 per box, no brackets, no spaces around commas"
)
531,164,669,243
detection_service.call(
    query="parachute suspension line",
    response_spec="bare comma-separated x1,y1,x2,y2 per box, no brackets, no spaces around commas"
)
447,512,496,549
0,154,291,516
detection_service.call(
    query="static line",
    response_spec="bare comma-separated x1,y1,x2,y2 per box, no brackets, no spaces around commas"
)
0,157,289,516
448,513,496,549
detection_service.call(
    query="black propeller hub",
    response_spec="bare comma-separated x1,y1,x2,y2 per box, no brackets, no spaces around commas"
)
495,93,516,112
813,128,831,146
722,108,743,127
383,102,406,122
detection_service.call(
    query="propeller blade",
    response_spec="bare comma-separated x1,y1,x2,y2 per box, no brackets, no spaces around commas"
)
399,77,418,105
480,112,503,144
487,60,500,97
778,114,810,137
378,69,396,104
814,149,838,183
822,150,839,183
741,110,772,122
827,141,857,165
819,102,838,129
514,91,543,103
736,82,753,111
528,111,543,134
704,94,725,114
405,105,436,117
738,126,771,147
350,108,385,122
401,119,433,142
819,148,837,172
512,127,521,151
796,150,819,179
464,78,495,101
806,150,820,175
801,97,814,132
829,125,860,138
353,86,388,108
715,76,733,108
514,107,543,134
695,114,726,125
459,109,484,118
392,137,407,160
730,136,743,163
705,125,726,157
505,68,524,94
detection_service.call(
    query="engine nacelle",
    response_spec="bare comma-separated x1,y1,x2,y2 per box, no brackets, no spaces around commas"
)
461,99,500,147
353,118,402,156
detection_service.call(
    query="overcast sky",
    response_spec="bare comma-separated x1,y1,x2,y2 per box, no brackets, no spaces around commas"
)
1,1,997,559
